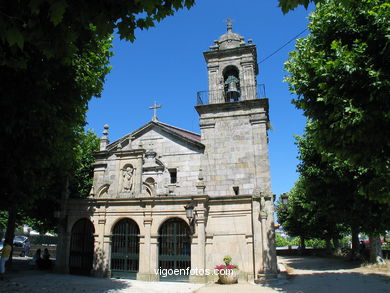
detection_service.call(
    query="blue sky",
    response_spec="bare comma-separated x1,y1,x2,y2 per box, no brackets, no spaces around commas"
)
86,1,314,197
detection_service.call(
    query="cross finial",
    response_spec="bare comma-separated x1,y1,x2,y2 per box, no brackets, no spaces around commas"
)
226,18,234,32
149,101,162,122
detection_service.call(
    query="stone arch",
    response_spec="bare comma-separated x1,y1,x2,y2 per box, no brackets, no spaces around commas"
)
97,184,110,198
158,217,191,280
110,217,140,279
143,177,155,196
222,65,241,102
69,218,95,275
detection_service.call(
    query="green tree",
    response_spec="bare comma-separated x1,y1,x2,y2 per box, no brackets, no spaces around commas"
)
278,0,319,13
284,0,390,204
276,179,335,250
69,129,100,199
296,123,390,262
0,0,194,245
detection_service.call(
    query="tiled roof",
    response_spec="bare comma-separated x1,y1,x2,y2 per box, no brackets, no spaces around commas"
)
156,121,201,142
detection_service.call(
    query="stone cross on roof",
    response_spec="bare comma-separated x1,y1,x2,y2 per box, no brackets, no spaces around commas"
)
226,18,234,32
149,101,162,122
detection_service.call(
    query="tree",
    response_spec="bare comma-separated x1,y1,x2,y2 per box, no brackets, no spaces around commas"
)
284,0,390,203
275,179,342,252
278,0,319,13
0,0,194,244
69,129,100,199
296,123,390,262
277,0,354,13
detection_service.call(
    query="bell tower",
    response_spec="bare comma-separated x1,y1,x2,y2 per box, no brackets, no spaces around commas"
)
195,21,271,197
203,19,259,104
195,21,277,281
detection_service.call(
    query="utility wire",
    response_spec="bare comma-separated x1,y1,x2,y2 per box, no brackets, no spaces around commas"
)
259,28,308,64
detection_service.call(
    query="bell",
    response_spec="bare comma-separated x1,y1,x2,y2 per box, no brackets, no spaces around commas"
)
225,75,240,101
226,81,240,101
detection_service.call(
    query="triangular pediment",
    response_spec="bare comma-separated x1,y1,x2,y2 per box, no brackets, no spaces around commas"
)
106,121,204,154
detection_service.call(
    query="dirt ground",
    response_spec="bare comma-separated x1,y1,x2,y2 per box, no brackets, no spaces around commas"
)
0,256,389,293
273,256,390,293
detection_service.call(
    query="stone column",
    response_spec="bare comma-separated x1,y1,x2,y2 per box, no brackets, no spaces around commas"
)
190,204,207,283
103,233,112,277
253,191,278,284
251,197,263,277
137,216,154,281
207,65,220,103
93,216,106,277
149,234,160,281
55,229,71,274
241,62,256,100
135,154,143,195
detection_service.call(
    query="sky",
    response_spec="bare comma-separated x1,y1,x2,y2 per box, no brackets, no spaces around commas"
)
86,1,314,197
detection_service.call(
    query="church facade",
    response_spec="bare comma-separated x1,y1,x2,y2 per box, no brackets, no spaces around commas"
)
56,23,278,283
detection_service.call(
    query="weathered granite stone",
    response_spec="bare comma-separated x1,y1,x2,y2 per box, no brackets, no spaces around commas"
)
57,22,277,283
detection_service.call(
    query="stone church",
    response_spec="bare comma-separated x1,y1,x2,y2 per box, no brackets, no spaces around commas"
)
56,22,278,283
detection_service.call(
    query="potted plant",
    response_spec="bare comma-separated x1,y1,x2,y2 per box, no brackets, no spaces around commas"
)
214,255,239,284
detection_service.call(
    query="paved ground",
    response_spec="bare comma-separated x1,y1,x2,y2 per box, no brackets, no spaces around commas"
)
0,256,389,293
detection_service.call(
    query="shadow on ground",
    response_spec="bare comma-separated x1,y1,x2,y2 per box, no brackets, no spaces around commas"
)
273,256,390,293
0,258,130,293
281,256,362,271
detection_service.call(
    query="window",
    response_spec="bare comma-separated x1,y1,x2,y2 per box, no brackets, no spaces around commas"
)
169,169,177,184
233,186,239,195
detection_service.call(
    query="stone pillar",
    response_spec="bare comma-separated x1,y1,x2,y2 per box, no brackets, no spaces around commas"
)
137,216,157,281
251,198,263,277
149,234,160,281
253,190,278,284
190,204,207,283
93,216,106,277
54,197,70,274
55,230,71,274
103,233,112,278
207,65,220,103
135,154,143,195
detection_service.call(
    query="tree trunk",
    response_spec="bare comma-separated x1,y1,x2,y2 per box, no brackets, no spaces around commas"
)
299,236,305,255
369,234,385,264
325,237,332,255
351,226,360,259
333,237,341,255
4,206,16,267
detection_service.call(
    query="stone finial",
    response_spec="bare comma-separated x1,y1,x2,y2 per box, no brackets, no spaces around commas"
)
226,18,233,32
100,124,109,151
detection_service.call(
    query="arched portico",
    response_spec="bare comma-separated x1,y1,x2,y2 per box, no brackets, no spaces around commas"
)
111,218,140,279
158,217,191,281
69,218,95,275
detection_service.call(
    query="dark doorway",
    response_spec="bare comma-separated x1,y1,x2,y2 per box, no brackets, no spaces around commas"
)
69,218,95,275
158,218,191,281
111,218,140,279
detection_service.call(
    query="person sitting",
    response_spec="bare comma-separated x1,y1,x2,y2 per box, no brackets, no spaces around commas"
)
32,248,42,269
0,239,12,280
41,248,52,270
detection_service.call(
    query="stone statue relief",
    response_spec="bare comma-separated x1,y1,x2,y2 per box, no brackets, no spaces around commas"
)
122,166,134,192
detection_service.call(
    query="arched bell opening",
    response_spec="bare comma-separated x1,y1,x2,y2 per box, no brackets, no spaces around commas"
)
158,217,191,281
111,218,140,279
223,66,241,102
69,218,95,275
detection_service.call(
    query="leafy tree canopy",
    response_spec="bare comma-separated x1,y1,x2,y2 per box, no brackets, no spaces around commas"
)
0,0,194,240
284,0,390,203
1,0,194,68
296,123,390,236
